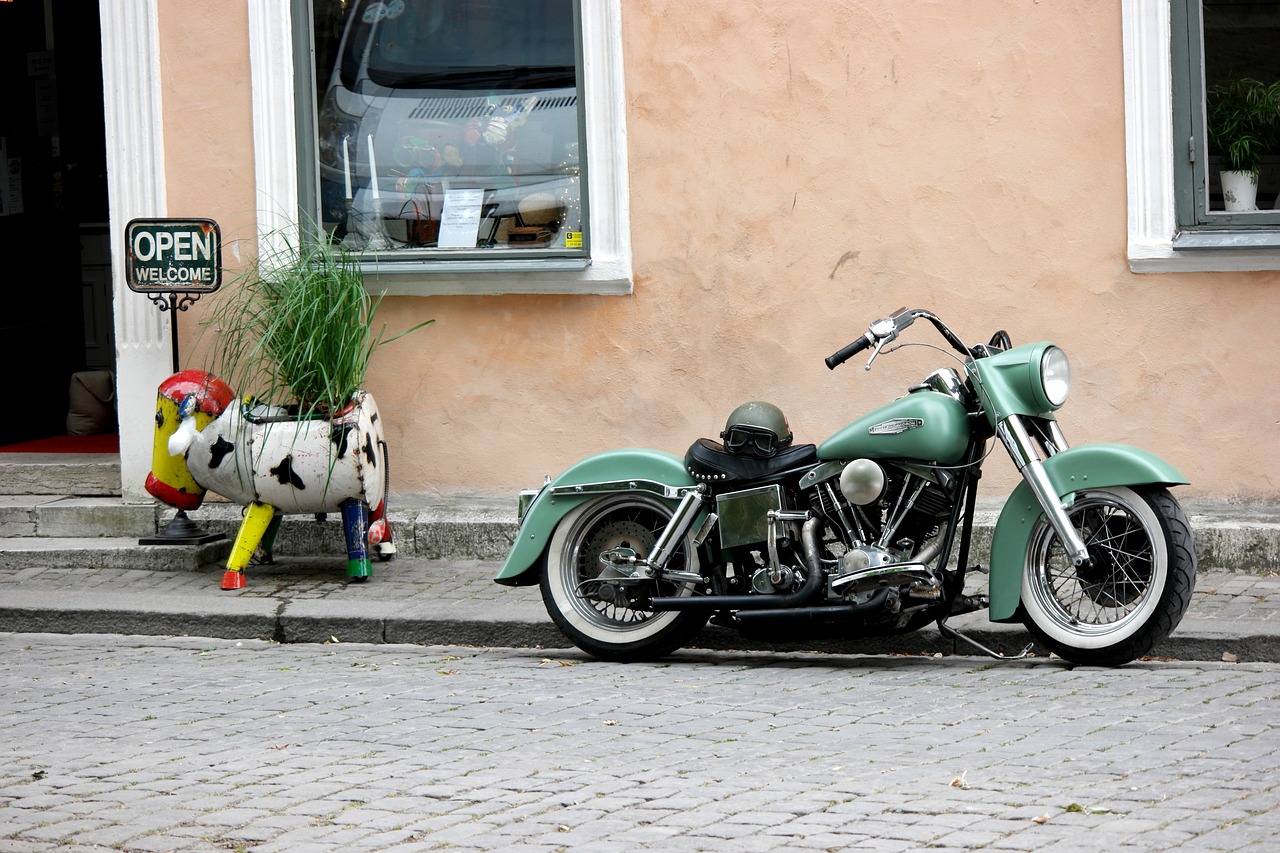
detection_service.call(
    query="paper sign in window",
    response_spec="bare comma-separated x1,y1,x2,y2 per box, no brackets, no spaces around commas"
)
437,189,485,249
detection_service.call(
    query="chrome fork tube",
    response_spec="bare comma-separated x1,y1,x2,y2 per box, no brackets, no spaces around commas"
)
1045,420,1069,455
996,416,1090,566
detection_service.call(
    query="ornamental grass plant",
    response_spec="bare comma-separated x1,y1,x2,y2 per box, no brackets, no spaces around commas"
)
201,229,431,418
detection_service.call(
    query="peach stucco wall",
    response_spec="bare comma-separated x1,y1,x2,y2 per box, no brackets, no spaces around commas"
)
157,4,258,267
159,2,1280,504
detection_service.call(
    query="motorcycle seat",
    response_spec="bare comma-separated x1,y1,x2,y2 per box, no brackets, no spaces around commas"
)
684,437,818,489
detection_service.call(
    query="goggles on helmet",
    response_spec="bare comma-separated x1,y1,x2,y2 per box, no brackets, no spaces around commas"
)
722,425,782,458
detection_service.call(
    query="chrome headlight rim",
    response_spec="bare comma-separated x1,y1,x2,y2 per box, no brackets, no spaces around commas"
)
1039,346,1071,410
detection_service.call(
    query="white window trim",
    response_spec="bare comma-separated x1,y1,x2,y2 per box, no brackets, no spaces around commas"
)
102,0,172,502
248,0,632,295
1123,0,1280,272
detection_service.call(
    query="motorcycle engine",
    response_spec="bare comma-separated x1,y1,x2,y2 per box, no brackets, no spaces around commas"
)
809,459,955,601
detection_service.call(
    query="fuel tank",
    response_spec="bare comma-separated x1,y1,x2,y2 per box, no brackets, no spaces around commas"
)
817,390,969,464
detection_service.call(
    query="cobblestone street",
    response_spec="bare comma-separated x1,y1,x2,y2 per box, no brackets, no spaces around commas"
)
0,634,1277,852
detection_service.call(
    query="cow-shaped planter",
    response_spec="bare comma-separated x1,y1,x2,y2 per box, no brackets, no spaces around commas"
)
145,370,394,589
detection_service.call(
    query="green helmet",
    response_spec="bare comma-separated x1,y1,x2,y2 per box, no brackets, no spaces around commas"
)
720,401,793,457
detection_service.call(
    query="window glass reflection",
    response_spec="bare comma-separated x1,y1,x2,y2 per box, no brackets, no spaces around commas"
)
313,0,584,253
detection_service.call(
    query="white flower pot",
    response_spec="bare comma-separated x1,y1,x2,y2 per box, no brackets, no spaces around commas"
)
1220,169,1259,212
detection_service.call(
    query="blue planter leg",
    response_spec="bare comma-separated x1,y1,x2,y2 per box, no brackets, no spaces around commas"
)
341,498,371,581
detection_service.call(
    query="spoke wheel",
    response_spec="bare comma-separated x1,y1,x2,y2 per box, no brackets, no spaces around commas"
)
1021,486,1195,666
540,494,709,661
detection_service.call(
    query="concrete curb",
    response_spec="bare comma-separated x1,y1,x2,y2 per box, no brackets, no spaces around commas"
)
0,590,1273,664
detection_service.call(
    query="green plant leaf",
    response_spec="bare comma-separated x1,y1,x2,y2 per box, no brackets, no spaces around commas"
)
197,226,432,415
1206,76,1280,176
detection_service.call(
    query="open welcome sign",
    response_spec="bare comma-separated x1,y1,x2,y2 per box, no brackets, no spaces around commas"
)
125,218,221,294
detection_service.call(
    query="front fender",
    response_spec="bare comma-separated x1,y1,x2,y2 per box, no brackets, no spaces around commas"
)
987,443,1189,621
493,448,698,586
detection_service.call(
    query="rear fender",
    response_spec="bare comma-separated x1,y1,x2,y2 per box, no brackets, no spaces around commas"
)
494,448,699,586
987,443,1189,621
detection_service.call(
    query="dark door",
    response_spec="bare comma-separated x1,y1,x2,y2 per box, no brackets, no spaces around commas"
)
0,0,112,444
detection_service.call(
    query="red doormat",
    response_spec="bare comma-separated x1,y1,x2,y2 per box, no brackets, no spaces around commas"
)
0,433,120,454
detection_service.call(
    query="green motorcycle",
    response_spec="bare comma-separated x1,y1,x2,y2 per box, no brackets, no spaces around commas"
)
495,308,1196,666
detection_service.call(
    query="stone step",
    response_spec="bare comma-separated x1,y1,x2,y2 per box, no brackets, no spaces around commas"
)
170,498,519,561
0,536,230,572
0,453,121,497
0,496,160,539
0,494,522,571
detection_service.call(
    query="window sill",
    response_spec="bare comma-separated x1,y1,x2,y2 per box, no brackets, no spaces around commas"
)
1130,231,1280,273
363,257,634,296
1172,229,1280,251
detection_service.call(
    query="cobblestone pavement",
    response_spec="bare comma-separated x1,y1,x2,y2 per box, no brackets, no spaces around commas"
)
0,633,1277,852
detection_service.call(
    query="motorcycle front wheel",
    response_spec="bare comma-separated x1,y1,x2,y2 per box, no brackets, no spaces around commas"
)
1020,486,1195,666
540,493,710,662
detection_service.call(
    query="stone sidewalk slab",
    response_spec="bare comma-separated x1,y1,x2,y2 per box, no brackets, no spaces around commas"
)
1,558,1275,663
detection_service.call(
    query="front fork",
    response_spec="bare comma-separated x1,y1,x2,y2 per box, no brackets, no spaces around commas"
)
996,415,1091,566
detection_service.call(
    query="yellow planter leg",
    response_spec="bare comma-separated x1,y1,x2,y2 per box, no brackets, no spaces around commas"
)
222,502,276,590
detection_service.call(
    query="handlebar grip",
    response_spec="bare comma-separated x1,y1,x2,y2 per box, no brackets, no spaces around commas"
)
825,334,873,370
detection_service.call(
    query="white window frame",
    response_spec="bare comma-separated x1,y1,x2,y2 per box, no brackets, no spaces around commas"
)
1123,0,1280,272
248,0,632,295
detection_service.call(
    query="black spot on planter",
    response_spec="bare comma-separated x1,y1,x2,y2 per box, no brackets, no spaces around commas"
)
209,437,235,469
270,455,306,489
363,434,376,465
331,422,354,459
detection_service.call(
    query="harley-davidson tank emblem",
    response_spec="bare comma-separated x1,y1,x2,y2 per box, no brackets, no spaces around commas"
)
868,417,924,435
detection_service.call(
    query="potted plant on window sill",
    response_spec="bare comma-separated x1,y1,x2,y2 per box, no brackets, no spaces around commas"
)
1206,76,1280,212
145,228,431,589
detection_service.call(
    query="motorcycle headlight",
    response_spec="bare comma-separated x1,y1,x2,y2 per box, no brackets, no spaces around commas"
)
1040,346,1070,409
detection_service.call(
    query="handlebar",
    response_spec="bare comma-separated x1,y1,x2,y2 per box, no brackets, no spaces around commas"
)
826,308,976,371
824,334,874,370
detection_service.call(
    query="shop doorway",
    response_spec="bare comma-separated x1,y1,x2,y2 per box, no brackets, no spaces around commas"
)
0,0,115,448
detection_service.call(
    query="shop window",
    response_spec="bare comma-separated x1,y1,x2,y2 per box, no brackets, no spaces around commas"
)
1175,0,1280,228
308,0,588,262
1124,0,1280,270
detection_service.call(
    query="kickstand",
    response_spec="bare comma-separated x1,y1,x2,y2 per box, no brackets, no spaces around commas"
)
936,618,1034,661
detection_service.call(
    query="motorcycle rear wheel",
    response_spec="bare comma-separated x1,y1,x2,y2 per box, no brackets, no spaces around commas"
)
540,493,709,662
1020,486,1195,666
